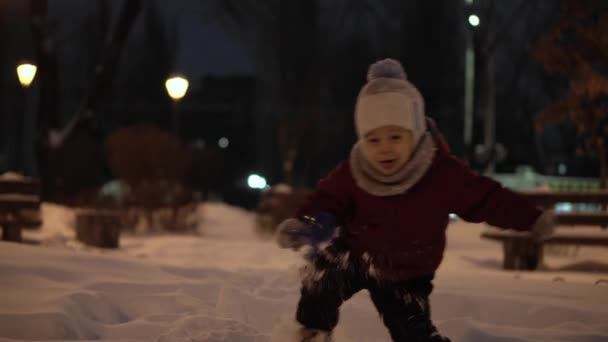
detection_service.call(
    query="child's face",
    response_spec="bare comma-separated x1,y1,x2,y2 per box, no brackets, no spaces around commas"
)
361,125,414,176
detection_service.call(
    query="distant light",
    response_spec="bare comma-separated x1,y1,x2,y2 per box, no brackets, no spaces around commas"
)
558,163,567,175
247,174,267,190
218,137,229,149
555,202,573,213
16,63,37,88
165,75,189,101
449,213,458,220
465,0,474,3
468,15,480,27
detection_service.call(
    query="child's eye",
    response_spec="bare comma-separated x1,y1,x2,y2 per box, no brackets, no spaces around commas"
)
390,135,402,141
367,138,380,144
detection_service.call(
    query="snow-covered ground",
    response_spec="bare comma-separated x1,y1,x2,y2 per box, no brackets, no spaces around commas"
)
1,202,607,342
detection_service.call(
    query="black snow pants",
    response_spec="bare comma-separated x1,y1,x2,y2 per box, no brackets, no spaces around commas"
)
295,241,450,342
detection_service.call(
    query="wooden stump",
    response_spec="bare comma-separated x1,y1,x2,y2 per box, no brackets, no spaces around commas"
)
1,225,22,242
502,238,542,270
75,209,121,248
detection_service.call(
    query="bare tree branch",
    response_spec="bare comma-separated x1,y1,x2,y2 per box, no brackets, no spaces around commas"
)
76,0,142,120
483,0,531,55
51,0,142,148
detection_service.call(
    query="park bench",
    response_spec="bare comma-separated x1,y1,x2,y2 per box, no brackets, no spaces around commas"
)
481,190,608,270
0,177,42,242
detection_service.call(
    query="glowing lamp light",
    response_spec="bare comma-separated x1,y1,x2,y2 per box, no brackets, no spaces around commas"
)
16,63,37,88
247,174,267,190
165,76,189,101
218,137,229,149
468,15,480,27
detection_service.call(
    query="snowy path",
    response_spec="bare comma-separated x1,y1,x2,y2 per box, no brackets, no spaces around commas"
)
0,202,607,341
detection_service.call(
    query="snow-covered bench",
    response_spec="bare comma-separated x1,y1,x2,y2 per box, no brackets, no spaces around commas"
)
481,191,608,270
0,177,42,242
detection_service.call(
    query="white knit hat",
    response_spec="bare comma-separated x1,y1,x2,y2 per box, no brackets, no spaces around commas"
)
354,59,426,145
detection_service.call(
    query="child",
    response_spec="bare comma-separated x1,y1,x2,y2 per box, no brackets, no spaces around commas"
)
276,59,555,342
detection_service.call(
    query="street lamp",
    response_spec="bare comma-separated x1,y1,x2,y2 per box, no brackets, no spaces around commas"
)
165,75,189,134
463,7,477,162
14,62,37,175
16,63,37,88
468,15,480,27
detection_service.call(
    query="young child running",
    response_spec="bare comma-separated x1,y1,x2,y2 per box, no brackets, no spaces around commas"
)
276,58,555,342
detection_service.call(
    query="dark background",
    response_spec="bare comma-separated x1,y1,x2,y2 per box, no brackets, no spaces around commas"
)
0,0,605,208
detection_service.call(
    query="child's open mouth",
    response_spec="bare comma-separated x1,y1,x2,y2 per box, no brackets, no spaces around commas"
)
379,159,397,169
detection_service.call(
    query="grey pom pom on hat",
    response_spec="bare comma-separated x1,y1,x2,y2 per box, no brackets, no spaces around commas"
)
355,58,426,144
367,58,407,81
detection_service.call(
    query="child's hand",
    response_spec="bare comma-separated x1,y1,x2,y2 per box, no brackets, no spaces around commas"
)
275,212,337,250
530,210,555,241
276,218,308,250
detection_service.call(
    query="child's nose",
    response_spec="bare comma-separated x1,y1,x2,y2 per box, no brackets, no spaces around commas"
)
378,141,392,153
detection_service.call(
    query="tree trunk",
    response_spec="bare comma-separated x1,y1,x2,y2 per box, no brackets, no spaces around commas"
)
598,138,607,189
14,87,26,174
74,0,142,121
30,0,59,200
31,0,141,201
277,0,319,186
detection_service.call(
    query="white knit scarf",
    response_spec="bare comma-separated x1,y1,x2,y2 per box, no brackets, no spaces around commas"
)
349,132,437,196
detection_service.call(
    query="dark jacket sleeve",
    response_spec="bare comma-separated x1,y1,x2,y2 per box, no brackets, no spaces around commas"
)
447,156,541,231
295,161,354,225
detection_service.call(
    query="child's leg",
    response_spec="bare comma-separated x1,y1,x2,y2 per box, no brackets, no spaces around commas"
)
368,275,450,342
296,240,364,333
295,284,351,333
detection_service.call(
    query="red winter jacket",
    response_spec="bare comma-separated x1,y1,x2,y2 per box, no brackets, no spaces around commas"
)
296,133,541,281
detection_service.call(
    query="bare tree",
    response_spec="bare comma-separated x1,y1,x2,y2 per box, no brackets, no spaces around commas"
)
30,0,142,200
396,0,465,154
111,0,175,126
210,0,323,186
533,0,608,186
211,0,420,186
30,0,59,199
